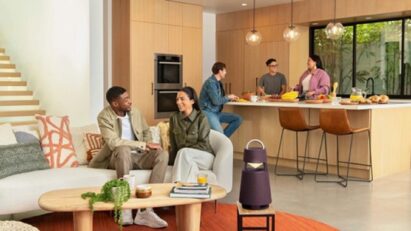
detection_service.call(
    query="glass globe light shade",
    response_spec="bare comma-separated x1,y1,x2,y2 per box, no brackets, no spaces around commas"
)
283,25,300,42
325,22,345,40
246,30,262,46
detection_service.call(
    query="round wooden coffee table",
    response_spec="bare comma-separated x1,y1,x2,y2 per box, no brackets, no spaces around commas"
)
38,183,226,231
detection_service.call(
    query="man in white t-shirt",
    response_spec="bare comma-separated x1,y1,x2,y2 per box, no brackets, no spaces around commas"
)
90,86,168,228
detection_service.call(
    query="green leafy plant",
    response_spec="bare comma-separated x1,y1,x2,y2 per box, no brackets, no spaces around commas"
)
81,179,131,230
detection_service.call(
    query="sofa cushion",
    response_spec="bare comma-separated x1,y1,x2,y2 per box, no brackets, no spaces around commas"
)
35,115,79,168
14,131,39,144
84,133,105,162
157,121,170,151
71,124,100,165
12,125,40,139
0,123,18,145
0,143,50,179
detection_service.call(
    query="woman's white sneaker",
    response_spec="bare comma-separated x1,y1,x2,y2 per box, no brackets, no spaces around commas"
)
134,208,168,228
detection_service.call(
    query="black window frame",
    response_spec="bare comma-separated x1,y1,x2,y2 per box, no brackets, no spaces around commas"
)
310,16,411,99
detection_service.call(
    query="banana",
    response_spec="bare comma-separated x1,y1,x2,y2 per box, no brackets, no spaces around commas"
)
281,91,298,100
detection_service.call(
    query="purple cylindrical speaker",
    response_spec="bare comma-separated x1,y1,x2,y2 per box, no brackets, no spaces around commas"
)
239,139,272,210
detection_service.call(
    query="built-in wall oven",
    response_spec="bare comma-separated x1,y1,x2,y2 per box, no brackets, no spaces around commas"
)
155,54,182,89
154,54,183,119
155,90,179,119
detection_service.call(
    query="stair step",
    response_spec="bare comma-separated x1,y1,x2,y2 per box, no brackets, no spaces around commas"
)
0,48,4,53
0,100,39,106
0,91,32,96
0,110,45,117
0,121,38,126
0,105,39,111
0,56,10,61
0,64,15,69
0,81,27,86
0,72,20,77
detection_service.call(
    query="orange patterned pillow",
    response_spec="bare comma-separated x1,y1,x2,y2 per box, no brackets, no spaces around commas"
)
84,133,105,162
35,115,79,168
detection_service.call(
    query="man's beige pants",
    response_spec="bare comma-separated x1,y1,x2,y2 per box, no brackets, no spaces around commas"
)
108,146,169,183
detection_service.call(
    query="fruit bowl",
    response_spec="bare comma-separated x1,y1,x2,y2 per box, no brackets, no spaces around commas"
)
305,99,324,104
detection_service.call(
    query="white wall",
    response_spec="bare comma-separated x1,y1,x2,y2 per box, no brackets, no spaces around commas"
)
90,0,105,121
202,12,216,81
0,0,92,126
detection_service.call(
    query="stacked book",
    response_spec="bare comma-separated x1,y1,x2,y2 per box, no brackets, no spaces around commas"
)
169,184,211,199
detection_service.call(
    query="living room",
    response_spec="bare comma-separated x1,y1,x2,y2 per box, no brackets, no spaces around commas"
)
1,0,411,230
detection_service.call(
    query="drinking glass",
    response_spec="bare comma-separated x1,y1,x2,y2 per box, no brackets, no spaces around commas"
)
197,173,208,186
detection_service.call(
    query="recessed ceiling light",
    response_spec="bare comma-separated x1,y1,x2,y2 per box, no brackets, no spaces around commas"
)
312,22,319,26
365,16,373,20
241,3,247,6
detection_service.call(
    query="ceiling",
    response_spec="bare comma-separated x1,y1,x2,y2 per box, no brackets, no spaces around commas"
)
168,0,301,14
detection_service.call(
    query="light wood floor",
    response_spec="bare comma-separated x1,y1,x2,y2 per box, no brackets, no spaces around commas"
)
220,160,411,231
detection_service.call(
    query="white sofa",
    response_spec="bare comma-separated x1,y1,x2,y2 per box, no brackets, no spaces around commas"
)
0,129,233,218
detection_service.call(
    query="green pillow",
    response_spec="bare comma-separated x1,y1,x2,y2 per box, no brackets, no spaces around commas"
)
0,143,50,179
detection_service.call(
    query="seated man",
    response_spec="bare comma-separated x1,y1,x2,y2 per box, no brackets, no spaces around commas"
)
89,86,168,228
199,62,242,137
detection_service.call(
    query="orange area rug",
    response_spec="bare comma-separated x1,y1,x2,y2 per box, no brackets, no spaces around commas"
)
24,202,338,231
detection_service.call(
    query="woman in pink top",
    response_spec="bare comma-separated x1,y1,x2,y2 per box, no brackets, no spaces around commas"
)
295,54,330,99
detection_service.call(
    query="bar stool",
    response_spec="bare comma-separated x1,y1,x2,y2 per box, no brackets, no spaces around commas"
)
314,109,373,187
274,108,324,180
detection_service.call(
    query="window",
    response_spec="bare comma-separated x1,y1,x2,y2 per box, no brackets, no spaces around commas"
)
311,17,411,98
405,19,411,95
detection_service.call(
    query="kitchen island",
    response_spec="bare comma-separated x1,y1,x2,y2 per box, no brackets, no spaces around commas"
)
225,100,411,179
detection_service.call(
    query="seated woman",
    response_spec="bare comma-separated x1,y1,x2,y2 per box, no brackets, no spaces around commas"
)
169,86,214,183
294,54,331,99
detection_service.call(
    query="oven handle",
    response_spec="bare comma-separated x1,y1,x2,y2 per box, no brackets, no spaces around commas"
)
158,61,181,65
158,90,179,94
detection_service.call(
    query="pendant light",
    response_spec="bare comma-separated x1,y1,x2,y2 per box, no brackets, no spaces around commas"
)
245,0,262,46
325,0,344,40
283,0,300,42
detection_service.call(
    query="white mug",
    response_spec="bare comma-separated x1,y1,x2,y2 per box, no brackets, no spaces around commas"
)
250,95,258,102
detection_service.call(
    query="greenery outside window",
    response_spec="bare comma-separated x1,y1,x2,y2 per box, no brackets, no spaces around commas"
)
311,17,411,98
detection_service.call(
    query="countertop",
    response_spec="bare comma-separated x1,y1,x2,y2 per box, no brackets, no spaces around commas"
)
226,99,411,110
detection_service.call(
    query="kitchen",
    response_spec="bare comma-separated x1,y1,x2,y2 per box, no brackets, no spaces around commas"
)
212,0,411,180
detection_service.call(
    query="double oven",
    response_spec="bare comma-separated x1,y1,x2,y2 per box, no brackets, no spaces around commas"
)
154,54,183,119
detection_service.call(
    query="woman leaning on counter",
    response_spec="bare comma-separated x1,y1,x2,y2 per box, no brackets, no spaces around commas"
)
294,54,331,98
168,86,215,183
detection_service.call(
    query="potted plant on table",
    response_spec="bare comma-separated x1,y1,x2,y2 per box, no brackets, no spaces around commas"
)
81,179,131,230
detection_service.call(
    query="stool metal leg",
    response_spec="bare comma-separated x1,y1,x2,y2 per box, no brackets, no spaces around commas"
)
299,131,310,179
299,130,327,178
324,132,329,175
337,134,354,187
274,128,284,174
274,128,302,178
337,130,373,186
314,132,324,182
315,132,335,183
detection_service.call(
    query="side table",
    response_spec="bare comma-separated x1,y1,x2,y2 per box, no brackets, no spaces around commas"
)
236,202,275,231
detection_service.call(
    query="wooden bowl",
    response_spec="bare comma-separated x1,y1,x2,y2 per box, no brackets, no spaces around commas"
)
322,99,332,103
304,99,324,104
135,185,152,198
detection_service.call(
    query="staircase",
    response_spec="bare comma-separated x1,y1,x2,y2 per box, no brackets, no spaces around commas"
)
0,48,45,126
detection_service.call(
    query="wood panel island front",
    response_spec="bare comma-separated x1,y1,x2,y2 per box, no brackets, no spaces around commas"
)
225,100,411,179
